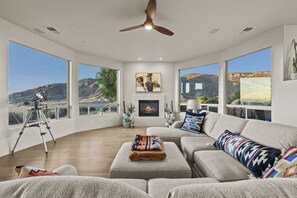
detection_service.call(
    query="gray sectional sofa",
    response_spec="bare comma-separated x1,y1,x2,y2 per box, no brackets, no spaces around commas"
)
1,112,297,197
1,176,297,198
147,112,297,182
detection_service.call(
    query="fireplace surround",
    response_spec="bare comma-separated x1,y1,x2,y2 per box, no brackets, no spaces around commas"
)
139,100,159,117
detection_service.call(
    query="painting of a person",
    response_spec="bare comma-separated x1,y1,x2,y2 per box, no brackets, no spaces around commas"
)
145,73,154,92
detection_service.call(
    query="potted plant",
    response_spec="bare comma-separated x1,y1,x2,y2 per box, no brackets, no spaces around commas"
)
99,108,104,115
164,100,179,127
122,102,135,128
291,39,297,80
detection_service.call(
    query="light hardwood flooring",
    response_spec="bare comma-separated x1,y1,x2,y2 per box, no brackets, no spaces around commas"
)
0,126,146,182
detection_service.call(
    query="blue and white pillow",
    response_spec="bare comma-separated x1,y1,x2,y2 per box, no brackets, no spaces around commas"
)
213,130,281,178
180,111,206,134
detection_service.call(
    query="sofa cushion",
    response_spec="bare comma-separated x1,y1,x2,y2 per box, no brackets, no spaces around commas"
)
209,114,248,139
202,112,221,135
241,120,297,150
0,176,150,198
181,136,216,162
112,179,147,192
213,130,281,178
180,111,206,134
194,150,251,182
167,178,297,198
263,147,297,178
148,178,219,198
146,127,199,146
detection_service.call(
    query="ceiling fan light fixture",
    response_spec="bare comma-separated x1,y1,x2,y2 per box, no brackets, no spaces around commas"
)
145,25,153,30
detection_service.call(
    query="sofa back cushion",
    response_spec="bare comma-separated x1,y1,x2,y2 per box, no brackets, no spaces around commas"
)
0,176,150,198
168,179,297,198
209,114,248,139
202,112,221,135
213,130,281,178
241,120,297,150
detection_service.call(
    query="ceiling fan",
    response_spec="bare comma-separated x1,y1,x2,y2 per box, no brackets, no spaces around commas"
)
120,0,174,36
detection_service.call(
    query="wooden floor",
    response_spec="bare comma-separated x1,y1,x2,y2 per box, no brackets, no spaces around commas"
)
0,126,146,182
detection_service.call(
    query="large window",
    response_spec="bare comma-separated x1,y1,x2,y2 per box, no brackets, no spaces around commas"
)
227,48,272,121
8,42,69,126
78,64,118,115
179,63,219,112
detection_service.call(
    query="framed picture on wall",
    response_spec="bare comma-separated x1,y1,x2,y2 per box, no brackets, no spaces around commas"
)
135,72,162,93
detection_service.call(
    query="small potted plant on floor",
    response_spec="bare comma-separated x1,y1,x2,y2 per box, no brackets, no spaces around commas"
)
291,39,297,80
122,102,135,128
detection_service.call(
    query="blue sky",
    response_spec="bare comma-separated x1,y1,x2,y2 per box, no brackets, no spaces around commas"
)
180,48,272,76
78,63,101,80
8,42,101,94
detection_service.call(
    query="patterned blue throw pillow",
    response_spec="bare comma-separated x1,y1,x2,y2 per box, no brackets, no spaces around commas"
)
213,130,281,178
180,111,206,134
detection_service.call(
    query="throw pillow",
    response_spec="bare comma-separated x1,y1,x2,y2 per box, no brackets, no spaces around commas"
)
213,130,281,178
180,111,206,134
263,147,297,178
15,165,58,178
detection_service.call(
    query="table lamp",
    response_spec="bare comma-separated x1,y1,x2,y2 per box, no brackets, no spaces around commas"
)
187,99,201,113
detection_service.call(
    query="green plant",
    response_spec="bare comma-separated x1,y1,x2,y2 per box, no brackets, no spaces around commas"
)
198,96,208,104
96,69,117,102
123,103,135,122
43,104,51,119
293,39,297,74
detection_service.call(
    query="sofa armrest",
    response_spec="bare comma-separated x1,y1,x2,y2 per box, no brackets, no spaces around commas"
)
172,120,184,128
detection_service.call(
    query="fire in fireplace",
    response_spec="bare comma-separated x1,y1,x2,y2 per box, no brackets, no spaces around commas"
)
139,100,159,117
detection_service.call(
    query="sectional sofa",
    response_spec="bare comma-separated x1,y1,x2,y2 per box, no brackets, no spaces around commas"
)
1,176,297,198
147,112,297,182
1,112,297,198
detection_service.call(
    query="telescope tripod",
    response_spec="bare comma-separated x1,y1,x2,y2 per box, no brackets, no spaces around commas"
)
12,106,56,154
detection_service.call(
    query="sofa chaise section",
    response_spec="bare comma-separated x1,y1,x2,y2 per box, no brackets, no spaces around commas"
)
194,150,252,182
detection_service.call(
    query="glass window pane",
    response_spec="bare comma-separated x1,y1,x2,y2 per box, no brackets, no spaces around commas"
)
8,42,68,125
179,63,219,112
227,48,272,106
227,48,272,121
78,63,118,115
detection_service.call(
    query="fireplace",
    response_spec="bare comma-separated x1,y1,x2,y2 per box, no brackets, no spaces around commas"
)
139,100,159,117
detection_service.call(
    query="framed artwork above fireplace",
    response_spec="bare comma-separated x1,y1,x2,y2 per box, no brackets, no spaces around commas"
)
135,72,162,93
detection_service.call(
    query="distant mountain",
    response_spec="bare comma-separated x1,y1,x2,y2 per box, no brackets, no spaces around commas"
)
9,78,103,105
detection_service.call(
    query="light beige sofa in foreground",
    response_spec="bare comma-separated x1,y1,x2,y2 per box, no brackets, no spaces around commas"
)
1,176,297,198
147,112,297,182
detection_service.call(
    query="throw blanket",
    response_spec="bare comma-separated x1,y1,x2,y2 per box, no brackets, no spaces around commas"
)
129,151,167,161
131,135,163,151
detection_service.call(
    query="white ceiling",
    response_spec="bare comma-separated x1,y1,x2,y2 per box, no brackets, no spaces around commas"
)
0,0,296,62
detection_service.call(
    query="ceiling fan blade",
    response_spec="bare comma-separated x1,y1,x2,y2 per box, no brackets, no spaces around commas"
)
146,0,156,20
153,26,174,36
120,25,143,32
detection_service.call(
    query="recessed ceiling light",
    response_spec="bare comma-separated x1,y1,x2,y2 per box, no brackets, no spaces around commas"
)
137,57,142,60
159,57,164,60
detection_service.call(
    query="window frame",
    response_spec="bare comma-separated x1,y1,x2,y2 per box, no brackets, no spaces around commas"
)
8,41,71,127
78,62,120,116
225,47,272,121
178,63,220,112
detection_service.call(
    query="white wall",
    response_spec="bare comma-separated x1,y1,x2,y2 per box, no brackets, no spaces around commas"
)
0,18,122,157
176,26,297,127
122,62,175,126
